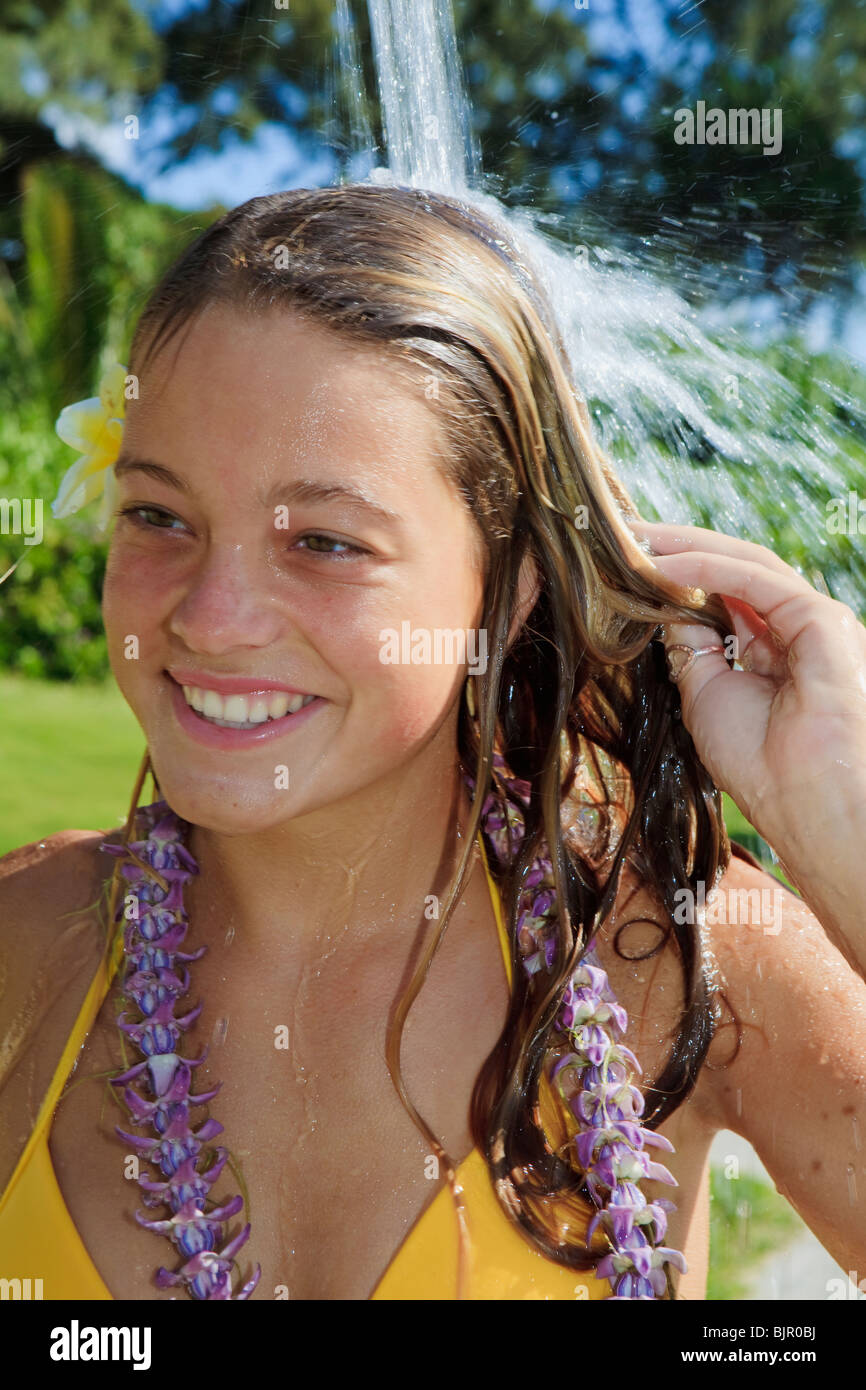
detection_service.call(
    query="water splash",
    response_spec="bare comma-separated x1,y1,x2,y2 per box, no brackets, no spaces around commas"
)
328,0,377,168
366,0,480,191
332,0,866,610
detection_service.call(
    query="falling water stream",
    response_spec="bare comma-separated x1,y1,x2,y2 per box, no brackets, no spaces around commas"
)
332,0,865,611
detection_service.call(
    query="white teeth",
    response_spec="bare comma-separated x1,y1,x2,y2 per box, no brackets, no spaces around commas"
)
179,680,317,729
222,695,250,723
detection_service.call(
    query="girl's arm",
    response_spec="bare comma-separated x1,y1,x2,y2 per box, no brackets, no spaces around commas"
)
698,850,866,1275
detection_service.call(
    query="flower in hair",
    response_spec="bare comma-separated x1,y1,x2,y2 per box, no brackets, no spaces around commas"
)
52,360,127,532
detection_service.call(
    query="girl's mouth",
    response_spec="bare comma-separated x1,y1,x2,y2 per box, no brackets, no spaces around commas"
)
182,681,317,728
164,672,325,749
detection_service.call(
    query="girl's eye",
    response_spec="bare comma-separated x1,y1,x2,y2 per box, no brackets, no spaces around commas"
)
114,508,368,558
116,504,188,531
294,533,368,558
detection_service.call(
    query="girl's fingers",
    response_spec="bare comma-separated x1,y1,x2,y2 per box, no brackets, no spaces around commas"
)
739,629,790,680
651,549,860,687
630,518,802,582
660,619,733,718
649,548,807,630
723,596,789,680
659,600,786,685
659,617,784,743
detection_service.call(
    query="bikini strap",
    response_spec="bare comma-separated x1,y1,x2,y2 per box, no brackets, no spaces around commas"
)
476,832,512,989
0,886,122,1212
0,950,119,1213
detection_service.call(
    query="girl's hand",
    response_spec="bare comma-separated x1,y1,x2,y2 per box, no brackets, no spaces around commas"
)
630,520,866,865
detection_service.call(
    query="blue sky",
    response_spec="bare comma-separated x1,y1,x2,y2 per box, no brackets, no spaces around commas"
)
43,92,336,211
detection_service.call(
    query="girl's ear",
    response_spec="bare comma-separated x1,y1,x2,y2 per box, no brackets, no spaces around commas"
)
507,552,542,649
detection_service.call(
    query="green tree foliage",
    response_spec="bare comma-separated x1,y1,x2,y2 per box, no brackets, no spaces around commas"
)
0,159,206,679
0,0,162,229
1,0,864,286
19,161,112,418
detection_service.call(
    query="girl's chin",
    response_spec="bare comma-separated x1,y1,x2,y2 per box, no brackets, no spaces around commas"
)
146,771,302,834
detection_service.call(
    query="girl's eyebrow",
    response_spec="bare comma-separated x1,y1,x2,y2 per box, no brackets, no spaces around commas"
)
114,455,405,528
115,455,187,490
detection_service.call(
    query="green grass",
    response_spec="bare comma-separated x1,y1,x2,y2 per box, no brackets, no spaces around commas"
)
707,1168,803,1299
722,796,751,840
0,673,145,854
724,795,773,864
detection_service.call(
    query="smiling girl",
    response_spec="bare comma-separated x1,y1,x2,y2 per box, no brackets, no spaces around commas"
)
2,184,866,1300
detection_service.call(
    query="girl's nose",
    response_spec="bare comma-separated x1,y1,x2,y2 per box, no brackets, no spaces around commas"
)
167,543,287,655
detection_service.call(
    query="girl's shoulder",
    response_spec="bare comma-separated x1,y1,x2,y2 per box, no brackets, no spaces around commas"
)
0,825,116,951
586,830,803,1131
0,827,119,1189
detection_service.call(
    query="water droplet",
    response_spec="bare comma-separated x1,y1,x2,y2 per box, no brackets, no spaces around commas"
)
212,1015,229,1046
224,923,236,947
847,1164,858,1204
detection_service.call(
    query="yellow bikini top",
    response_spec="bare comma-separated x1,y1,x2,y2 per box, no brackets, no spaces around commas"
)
0,833,611,1300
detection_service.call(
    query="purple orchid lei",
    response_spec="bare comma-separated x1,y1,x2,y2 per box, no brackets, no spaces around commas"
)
100,800,261,1300
462,750,688,1299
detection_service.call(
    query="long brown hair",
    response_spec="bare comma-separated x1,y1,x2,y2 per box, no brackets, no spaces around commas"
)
124,183,734,1285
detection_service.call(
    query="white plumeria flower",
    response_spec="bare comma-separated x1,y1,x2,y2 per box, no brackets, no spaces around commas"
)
52,361,128,533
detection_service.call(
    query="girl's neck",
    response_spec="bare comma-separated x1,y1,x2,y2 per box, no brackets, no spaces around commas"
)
179,740,476,962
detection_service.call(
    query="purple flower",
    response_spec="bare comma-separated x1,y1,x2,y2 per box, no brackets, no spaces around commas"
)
463,755,688,1300
102,801,259,1300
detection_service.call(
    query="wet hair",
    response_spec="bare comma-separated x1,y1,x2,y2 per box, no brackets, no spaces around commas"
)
124,183,736,1286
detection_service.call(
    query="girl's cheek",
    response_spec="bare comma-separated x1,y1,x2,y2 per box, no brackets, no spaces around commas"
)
367,666,463,750
103,561,172,688
103,543,179,617
102,565,131,640
105,538,176,586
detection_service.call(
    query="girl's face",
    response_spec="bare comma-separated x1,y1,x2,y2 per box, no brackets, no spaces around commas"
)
103,301,487,833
